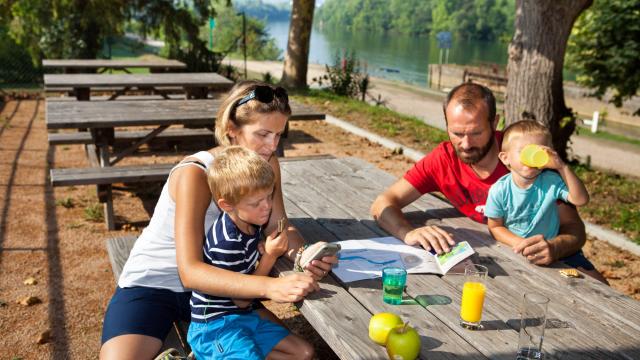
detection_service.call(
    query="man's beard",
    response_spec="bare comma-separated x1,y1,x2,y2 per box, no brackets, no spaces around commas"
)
455,133,495,165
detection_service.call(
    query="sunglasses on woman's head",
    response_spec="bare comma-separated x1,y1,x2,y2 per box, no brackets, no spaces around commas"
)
236,86,289,107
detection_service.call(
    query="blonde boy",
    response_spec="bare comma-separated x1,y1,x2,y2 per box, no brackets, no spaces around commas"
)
187,146,313,360
485,121,590,260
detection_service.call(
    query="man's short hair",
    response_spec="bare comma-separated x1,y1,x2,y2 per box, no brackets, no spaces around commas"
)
208,146,275,205
443,83,496,125
501,120,552,151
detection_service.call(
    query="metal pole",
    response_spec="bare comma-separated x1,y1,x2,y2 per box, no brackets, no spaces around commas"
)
242,12,247,79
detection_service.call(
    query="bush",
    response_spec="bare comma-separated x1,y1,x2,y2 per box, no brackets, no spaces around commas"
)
312,51,369,101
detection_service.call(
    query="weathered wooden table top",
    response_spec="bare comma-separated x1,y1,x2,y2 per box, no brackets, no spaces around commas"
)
42,59,187,70
43,72,233,89
278,156,640,360
45,99,324,129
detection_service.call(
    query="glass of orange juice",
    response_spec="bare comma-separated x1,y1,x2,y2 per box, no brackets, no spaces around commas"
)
459,264,488,330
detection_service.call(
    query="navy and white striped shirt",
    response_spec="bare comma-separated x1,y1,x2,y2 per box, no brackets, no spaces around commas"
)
190,212,262,322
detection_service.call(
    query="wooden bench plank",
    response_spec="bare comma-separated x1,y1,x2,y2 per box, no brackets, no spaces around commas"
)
44,73,233,89
46,99,324,129
48,128,214,145
105,236,191,356
50,164,173,186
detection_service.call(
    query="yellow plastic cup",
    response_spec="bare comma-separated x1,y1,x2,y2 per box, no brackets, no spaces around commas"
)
520,144,549,168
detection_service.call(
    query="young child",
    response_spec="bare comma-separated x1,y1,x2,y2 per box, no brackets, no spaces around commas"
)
485,120,589,253
187,146,314,360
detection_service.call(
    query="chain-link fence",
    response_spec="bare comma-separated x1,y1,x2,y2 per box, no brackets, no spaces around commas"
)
0,27,43,91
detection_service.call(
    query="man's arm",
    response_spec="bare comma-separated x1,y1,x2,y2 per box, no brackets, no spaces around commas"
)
370,178,454,253
513,202,586,265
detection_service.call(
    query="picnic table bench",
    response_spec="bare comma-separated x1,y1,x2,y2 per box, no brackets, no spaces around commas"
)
270,156,640,360
43,73,233,100
48,99,326,229
42,59,187,73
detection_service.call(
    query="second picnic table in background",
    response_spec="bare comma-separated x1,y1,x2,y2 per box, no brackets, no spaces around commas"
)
42,58,187,73
43,72,234,100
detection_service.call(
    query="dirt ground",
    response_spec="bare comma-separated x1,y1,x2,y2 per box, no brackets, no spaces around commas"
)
0,99,638,359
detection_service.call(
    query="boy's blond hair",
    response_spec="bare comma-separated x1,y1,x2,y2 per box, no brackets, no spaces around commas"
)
208,146,275,205
502,120,552,151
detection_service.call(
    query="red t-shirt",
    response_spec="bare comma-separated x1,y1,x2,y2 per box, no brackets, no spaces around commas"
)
403,132,508,223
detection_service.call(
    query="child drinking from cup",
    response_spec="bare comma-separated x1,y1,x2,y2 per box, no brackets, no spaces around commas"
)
485,120,590,258
187,146,314,360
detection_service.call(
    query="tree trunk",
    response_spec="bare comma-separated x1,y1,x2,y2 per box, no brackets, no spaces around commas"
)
281,0,315,90
505,0,592,160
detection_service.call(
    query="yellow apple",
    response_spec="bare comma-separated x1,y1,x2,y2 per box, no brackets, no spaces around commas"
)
369,312,404,345
386,323,421,360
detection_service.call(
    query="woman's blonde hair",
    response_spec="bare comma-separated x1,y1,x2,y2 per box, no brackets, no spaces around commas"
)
207,146,275,205
214,80,292,146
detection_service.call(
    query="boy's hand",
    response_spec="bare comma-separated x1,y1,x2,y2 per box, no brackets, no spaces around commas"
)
540,146,564,170
265,229,288,257
232,298,252,309
513,234,554,265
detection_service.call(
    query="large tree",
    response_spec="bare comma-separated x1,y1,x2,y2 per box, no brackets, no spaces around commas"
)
505,0,592,160
281,0,315,89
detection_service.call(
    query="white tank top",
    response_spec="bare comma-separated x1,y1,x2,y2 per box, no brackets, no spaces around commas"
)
118,151,219,292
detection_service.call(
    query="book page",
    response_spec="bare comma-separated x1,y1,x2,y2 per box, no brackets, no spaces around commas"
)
333,236,442,283
435,241,475,274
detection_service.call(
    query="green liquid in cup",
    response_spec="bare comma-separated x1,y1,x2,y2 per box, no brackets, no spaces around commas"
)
382,267,407,305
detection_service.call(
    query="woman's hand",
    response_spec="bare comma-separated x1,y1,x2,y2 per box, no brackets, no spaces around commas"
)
305,255,339,281
265,273,319,303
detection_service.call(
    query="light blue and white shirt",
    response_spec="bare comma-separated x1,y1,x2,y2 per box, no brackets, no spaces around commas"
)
484,171,569,240
190,212,262,323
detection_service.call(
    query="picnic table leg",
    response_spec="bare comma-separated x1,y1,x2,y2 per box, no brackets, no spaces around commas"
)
75,87,90,101
92,128,117,230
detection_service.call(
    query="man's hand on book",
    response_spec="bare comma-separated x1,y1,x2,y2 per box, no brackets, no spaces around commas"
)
403,225,455,254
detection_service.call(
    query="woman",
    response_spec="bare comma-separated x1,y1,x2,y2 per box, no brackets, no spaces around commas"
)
100,81,337,360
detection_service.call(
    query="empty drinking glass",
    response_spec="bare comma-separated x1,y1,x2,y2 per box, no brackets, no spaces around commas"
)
516,292,550,360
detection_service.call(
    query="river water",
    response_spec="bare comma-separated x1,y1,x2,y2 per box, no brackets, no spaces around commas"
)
266,20,509,87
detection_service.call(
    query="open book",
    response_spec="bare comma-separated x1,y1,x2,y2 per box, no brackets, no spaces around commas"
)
332,236,474,283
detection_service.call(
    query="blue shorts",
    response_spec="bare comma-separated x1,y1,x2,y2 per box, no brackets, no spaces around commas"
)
560,250,596,271
188,312,289,360
101,286,191,344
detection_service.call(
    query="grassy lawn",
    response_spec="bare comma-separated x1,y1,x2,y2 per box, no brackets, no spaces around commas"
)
295,89,640,244
576,127,640,148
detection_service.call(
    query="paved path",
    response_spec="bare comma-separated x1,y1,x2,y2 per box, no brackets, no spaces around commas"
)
229,60,640,177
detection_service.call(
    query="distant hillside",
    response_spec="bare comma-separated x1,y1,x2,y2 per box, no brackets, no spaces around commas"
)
234,0,291,22
316,0,515,41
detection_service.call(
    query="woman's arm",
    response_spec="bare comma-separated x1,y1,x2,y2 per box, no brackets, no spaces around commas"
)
172,163,318,302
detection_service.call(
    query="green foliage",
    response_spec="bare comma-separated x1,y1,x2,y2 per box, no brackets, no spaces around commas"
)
3,0,226,73
84,203,103,222
0,24,41,84
234,0,291,22
296,89,449,148
312,51,369,99
208,4,281,61
55,197,74,209
316,0,515,41
567,0,640,115
572,164,640,244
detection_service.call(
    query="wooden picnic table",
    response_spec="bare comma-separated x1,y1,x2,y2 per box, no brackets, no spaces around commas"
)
47,99,325,229
43,72,233,100
276,156,640,360
42,59,187,73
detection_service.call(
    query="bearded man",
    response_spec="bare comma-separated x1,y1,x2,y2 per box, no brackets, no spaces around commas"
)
370,83,605,281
